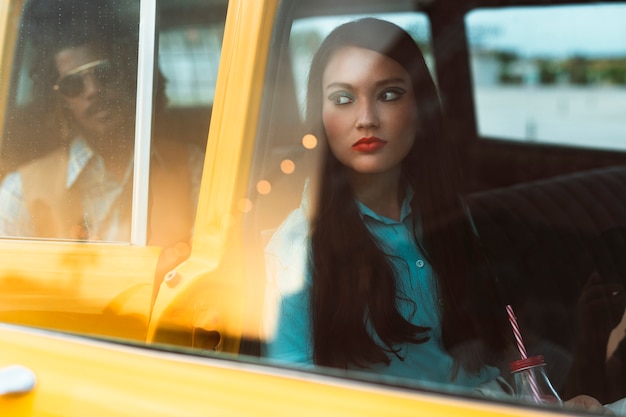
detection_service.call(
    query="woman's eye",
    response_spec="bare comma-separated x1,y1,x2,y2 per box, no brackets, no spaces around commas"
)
379,88,406,102
328,92,353,105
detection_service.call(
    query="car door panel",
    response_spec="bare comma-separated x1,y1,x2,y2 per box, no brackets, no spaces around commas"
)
0,242,159,340
0,324,558,417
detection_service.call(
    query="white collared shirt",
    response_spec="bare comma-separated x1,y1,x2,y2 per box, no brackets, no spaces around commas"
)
0,137,203,240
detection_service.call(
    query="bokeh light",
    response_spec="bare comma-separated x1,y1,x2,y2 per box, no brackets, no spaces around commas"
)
280,159,296,174
256,180,272,195
302,134,318,149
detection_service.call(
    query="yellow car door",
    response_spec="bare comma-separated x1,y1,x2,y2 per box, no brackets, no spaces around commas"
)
2,322,564,417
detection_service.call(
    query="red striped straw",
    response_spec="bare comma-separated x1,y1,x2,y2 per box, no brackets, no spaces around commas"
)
506,304,541,403
506,304,527,359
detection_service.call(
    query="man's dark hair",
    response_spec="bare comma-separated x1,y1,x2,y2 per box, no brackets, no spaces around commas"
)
21,0,140,107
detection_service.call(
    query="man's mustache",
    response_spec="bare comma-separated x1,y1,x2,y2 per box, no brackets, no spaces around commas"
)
84,96,134,117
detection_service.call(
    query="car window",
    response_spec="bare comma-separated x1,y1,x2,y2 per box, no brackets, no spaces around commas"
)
0,0,218,246
159,25,223,108
466,4,626,151
244,0,626,413
247,0,488,397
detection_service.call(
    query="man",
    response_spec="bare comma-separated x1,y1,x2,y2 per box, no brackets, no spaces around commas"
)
0,1,202,252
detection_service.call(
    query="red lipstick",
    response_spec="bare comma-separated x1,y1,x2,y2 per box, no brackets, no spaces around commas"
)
352,137,387,152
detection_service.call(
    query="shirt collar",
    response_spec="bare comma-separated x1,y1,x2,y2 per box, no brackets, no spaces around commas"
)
66,137,96,189
356,186,415,224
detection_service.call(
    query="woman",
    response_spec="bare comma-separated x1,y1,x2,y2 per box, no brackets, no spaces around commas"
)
266,16,506,385
263,17,612,412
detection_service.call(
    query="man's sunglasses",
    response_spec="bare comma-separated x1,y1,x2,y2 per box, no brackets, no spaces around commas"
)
53,59,120,98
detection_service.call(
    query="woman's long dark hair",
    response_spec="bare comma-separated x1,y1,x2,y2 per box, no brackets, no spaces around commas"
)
307,18,509,372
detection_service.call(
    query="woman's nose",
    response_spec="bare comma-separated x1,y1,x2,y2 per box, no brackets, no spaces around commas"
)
355,100,379,129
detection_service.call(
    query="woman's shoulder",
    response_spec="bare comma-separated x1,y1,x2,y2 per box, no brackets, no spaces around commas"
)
265,179,314,261
263,181,315,294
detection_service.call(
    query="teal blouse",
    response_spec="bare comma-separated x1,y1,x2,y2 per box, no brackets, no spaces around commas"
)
263,186,499,391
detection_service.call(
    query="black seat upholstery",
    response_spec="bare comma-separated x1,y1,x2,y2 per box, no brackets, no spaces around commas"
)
467,165,626,400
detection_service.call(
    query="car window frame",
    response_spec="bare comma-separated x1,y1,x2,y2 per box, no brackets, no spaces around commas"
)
131,0,157,246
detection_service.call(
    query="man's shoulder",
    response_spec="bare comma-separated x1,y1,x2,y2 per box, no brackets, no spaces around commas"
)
11,146,71,207
18,147,68,177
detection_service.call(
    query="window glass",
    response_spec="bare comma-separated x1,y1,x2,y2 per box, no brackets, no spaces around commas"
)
159,25,223,108
0,0,141,241
245,1,626,413
0,0,218,247
248,2,495,399
147,1,225,263
466,5,626,151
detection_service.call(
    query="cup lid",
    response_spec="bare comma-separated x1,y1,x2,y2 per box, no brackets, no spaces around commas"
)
510,355,545,372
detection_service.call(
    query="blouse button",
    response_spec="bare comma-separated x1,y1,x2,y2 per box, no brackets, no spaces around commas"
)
416,259,425,268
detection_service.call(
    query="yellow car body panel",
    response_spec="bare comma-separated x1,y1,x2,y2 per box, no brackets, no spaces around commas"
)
0,324,558,417
147,0,279,350
0,241,159,340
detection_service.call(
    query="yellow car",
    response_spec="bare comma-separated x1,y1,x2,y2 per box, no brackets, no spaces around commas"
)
1,0,626,415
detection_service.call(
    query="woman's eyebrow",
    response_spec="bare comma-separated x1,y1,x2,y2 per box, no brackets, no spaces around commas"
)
325,82,352,91
325,77,408,91
374,77,408,87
